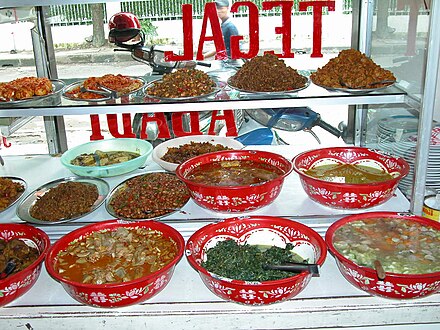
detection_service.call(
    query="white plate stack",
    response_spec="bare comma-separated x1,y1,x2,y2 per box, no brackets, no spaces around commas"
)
376,115,418,154
376,116,440,196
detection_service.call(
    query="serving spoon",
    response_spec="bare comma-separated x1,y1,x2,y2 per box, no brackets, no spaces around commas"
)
373,260,386,280
143,208,186,215
0,259,16,280
339,78,395,89
263,262,320,277
79,86,112,97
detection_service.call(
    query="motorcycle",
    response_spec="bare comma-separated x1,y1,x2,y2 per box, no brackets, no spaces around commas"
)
236,107,343,145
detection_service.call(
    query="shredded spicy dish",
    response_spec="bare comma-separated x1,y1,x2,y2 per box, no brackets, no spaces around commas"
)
65,74,143,99
161,141,233,164
0,177,25,211
146,68,216,98
229,53,308,92
311,49,396,89
109,172,190,219
54,227,178,284
0,77,52,101
29,181,99,221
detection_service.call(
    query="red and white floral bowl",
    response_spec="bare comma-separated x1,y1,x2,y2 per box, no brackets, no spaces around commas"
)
45,219,184,308
292,147,409,209
326,212,440,299
176,150,293,213
0,223,50,307
186,216,327,305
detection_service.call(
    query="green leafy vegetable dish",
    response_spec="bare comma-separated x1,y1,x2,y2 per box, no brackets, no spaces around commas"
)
202,240,307,282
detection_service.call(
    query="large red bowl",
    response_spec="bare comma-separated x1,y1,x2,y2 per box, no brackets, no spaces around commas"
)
0,223,50,307
186,216,327,305
176,150,293,212
45,219,184,308
292,147,409,209
326,212,440,299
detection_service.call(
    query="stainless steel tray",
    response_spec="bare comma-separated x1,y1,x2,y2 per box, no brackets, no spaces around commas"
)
0,176,27,214
16,176,109,225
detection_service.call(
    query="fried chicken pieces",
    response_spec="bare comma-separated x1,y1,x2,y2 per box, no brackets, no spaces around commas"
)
311,49,396,89
0,77,52,101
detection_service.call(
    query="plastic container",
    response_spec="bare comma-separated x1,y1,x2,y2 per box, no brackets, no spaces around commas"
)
60,138,153,177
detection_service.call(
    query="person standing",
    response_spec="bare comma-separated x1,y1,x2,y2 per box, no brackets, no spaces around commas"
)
204,0,242,67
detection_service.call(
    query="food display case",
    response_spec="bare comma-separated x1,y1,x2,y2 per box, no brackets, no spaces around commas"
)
0,0,439,329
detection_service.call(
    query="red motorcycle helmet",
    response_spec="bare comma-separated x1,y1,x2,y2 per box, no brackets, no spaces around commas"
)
108,12,142,43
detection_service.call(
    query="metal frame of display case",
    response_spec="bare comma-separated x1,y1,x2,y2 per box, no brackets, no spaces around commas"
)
1,1,440,328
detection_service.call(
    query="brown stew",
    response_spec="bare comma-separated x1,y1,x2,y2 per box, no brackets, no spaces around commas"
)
55,227,178,284
186,160,282,186
0,239,40,278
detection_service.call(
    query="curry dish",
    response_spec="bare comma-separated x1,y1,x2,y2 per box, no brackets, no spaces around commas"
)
0,238,40,278
186,160,282,186
55,227,178,284
304,163,394,184
0,177,25,211
71,150,140,166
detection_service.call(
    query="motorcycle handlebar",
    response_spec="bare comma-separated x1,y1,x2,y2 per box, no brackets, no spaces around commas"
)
317,119,342,138
196,61,211,67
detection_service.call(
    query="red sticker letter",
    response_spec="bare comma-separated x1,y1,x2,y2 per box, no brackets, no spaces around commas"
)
299,1,335,58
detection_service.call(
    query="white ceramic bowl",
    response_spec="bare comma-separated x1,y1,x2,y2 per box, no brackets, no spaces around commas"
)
152,135,244,172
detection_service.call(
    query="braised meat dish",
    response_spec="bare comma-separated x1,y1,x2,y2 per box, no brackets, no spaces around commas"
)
0,238,40,278
310,49,396,89
229,53,308,92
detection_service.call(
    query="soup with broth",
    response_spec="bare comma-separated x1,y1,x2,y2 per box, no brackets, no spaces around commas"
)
304,163,394,184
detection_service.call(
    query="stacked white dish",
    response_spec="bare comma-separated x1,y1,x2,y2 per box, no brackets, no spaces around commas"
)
376,115,418,153
376,116,440,195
